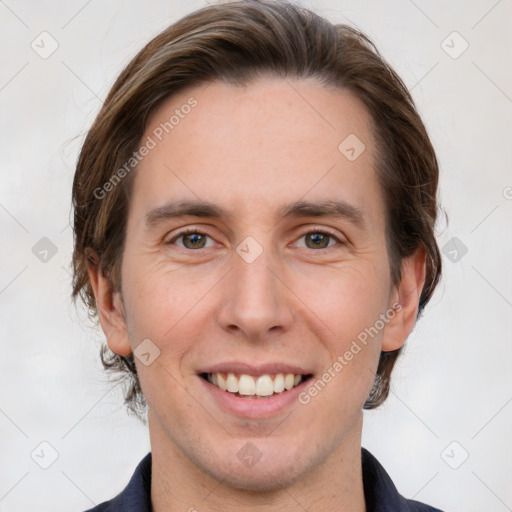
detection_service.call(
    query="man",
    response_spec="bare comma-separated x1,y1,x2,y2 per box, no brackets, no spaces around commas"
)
72,1,444,510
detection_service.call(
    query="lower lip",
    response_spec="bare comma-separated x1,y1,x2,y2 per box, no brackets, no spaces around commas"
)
198,376,310,419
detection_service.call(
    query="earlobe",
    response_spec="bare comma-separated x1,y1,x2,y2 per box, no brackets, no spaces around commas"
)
86,253,132,356
381,245,427,352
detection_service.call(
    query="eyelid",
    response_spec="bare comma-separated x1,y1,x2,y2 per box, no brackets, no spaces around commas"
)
291,227,345,251
166,226,217,247
165,225,347,249
295,225,346,242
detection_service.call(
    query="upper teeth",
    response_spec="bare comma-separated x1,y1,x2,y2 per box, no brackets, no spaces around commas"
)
207,372,303,397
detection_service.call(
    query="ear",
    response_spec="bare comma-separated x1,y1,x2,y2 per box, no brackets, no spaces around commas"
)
86,251,132,356
381,245,427,352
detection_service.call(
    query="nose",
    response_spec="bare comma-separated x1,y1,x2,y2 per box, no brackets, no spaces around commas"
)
216,246,295,344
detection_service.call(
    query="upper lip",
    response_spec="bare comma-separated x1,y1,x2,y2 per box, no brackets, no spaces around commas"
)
198,362,313,376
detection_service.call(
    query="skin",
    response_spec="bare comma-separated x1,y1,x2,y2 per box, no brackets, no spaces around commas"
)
88,77,426,512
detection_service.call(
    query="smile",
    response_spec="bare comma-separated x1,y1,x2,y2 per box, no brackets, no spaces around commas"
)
201,372,312,398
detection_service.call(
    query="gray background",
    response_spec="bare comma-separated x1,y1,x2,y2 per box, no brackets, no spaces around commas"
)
1,1,511,511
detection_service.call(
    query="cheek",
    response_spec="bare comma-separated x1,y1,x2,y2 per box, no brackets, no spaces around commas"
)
121,265,202,417
299,273,386,418
120,254,222,373
294,262,389,406
122,252,196,333
296,263,390,343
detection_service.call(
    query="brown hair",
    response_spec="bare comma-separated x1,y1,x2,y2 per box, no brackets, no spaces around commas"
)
72,0,442,419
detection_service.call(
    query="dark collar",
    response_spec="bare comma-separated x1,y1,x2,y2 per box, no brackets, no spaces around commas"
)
85,449,443,511
361,448,443,511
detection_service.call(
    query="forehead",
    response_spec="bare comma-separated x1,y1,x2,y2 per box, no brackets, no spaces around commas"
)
130,77,382,228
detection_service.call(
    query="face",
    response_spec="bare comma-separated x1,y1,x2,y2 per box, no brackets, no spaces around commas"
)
94,77,422,491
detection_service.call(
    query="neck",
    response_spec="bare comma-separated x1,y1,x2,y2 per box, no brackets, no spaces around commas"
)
150,412,366,512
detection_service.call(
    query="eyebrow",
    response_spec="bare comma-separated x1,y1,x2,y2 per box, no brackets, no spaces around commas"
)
145,200,227,227
145,199,367,229
279,200,366,228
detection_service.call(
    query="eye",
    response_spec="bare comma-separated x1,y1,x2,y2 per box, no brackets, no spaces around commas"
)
168,229,216,250
295,230,341,250
167,228,343,251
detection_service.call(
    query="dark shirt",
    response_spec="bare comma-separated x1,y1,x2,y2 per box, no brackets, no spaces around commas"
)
84,448,444,511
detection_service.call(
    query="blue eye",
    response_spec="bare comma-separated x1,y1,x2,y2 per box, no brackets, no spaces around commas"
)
296,231,340,250
168,229,342,251
171,230,214,249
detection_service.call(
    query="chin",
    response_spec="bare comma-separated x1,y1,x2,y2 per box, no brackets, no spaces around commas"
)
202,439,320,492
217,460,307,492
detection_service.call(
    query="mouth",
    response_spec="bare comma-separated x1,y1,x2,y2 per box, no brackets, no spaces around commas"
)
200,372,313,399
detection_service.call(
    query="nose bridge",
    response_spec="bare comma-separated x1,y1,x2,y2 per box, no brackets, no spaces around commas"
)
217,241,293,339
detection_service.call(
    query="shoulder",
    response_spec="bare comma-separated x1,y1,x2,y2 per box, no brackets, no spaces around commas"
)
82,453,152,512
361,448,445,512
405,499,445,512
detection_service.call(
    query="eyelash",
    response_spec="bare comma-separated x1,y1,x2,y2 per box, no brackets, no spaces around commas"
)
167,227,344,251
